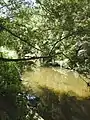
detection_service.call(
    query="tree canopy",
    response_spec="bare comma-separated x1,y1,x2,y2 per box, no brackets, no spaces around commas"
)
1,0,90,70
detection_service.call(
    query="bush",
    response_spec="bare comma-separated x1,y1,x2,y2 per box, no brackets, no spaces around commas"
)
0,61,38,120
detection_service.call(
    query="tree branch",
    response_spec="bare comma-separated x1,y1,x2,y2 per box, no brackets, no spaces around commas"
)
49,32,75,55
0,25,43,52
0,56,52,62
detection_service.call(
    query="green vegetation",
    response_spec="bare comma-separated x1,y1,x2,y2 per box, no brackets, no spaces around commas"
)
0,0,90,119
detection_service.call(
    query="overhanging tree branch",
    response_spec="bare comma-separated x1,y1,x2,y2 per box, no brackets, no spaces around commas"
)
0,56,52,62
49,31,75,55
0,51,72,62
0,24,43,52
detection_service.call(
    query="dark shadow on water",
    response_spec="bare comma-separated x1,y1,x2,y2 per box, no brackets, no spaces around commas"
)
37,86,90,120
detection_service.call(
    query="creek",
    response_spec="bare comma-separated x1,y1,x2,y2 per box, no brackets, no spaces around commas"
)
23,67,89,96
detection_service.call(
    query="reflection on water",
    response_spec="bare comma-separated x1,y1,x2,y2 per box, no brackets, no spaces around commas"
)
23,67,90,96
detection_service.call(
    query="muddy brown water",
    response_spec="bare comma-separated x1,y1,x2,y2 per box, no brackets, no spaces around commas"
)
22,67,90,97
22,67,90,120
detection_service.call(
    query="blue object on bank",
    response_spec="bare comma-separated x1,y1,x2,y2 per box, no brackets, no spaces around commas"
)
26,94,40,107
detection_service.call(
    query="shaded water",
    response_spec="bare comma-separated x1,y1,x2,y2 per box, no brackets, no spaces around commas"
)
23,67,90,97
23,67,90,120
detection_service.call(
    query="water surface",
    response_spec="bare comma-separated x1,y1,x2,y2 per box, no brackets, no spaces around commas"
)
23,67,90,96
